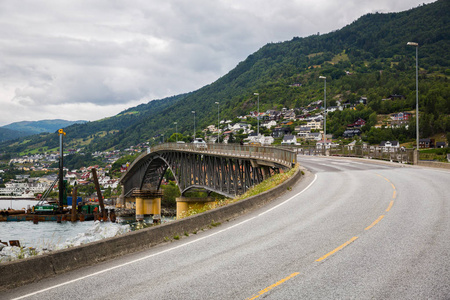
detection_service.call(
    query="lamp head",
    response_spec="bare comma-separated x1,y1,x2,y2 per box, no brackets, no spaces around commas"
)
407,42,418,46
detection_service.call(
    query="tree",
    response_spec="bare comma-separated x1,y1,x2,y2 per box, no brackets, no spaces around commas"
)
161,181,180,208
78,184,96,197
103,187,112,198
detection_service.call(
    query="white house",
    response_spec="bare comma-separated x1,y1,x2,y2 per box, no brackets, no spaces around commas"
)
260,136,274,146
296,126,311,138
380,141,399,152
230,123,252,134
262,120,277,129
306,132,322,141
281,135,299,145
316,139,333,149
307,120,323,130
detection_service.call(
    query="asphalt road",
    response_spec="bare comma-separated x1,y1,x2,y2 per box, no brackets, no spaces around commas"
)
5,156,450,299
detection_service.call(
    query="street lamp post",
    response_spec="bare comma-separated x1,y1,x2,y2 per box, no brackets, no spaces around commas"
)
254,93,260,137
407,42,419,150
174,122,178,143
319,76,327,151
192,111,196,140
215,102,220,143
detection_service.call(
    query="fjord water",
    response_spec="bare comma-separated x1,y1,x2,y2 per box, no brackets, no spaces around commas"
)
0,199,38,211
1,220,100,249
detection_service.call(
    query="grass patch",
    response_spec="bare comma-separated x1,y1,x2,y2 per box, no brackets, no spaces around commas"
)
211,221,221,227
331,51,349,64
177,202,217,219
233,164,299,202
419,147,450,162
177,164,299,219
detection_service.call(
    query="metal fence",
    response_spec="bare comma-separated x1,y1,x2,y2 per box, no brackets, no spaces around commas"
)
288,145,415,164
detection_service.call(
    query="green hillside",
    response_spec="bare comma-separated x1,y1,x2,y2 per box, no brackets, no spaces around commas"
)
1,0,449,154
0,127,29,143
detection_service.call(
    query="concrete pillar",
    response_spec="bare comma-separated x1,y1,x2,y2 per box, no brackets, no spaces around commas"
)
413,149,419,165
135,197,144,221
136,197,161,221
176,197,216,219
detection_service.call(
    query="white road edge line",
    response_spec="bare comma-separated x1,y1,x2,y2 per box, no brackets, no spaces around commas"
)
13,173,318,300
258,173,317,216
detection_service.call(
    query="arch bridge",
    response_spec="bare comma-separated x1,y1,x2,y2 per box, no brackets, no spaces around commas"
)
119,143,296,199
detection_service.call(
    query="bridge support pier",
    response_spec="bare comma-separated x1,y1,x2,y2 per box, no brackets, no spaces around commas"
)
133,190,162,222
176,197,216,219
135,197,161,221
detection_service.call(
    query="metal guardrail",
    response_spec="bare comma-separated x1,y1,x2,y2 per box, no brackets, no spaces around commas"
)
291,145,415,164
147,143,297,168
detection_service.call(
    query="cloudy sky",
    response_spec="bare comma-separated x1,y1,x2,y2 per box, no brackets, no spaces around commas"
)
0,0,435,126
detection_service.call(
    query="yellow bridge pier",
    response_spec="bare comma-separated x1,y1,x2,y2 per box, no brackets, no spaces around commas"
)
176,197,216,219
133,190,162,223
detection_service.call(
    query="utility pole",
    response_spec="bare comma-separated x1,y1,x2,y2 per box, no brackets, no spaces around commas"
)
58,129,66,212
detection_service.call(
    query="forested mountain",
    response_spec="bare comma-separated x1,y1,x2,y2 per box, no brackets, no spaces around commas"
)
0,127,29,143
1,0,448,154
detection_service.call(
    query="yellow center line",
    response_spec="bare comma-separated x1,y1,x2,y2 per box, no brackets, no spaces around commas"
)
386,200,394,212
249,173,396,298
365,215,385,230
375,173,397,211
246,272,300,300
315,236,359,262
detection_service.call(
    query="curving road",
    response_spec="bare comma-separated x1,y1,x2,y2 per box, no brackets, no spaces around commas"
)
5,156,450,299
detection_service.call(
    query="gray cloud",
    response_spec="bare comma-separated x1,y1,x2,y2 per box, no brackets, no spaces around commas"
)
0,0,434,125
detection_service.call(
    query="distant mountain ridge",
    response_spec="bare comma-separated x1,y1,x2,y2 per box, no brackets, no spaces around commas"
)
0,119,87,142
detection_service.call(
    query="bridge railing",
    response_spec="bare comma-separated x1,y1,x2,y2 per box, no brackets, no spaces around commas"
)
148,143,296,168
289,144,415,164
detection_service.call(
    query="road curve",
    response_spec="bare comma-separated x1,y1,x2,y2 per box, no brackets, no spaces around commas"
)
5,156,450,299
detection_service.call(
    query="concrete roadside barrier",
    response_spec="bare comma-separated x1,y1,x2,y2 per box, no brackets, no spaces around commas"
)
418,161,450,169
0,166,303,291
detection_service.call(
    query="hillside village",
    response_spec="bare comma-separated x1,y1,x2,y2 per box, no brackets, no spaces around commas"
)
199,96,447,150
0,150,130,200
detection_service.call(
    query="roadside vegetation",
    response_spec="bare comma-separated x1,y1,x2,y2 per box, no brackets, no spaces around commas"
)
178,164,300,219
419,148,450,162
